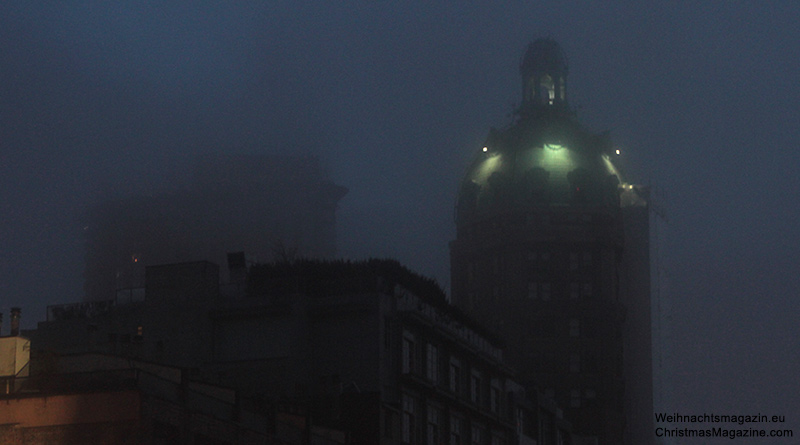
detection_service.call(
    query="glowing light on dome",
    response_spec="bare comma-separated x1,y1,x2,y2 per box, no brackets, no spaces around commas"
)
482,146,488,152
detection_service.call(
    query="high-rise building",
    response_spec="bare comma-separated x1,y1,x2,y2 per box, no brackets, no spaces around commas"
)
450,39,652,444
83,153,347,302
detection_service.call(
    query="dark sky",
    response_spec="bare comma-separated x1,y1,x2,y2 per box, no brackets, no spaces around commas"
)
2,2,799,441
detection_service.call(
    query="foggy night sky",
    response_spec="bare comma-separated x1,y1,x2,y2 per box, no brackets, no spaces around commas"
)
2,2,799,440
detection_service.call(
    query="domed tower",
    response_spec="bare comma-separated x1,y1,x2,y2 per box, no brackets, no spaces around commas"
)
450,39,652,444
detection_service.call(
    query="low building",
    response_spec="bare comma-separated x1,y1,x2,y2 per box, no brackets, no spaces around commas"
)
29,259,576,444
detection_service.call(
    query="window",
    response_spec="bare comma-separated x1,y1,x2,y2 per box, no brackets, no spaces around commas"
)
527,282,537,300
427,344,439,383
490,381,501,413
570,252,579,271
385,409,394,439
569,282,580,300
569,353,580,373
470,370,482,405
471,424,484,445
570,389,581,408
527,282,550,300
403,332,416,374
450,415,463,445
569,319,580,337
449,358,461,393
403,394,416,443
427,405,441,445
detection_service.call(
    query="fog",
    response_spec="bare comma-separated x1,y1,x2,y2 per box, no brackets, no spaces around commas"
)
2,2,800,441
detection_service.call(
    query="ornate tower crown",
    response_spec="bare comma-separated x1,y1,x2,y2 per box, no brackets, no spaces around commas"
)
520,38,569,110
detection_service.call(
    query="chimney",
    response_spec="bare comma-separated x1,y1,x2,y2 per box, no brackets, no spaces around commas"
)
10,308,20,337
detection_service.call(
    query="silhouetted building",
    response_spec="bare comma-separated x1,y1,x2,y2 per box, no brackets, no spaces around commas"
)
31,259,577,444
450,39,652,444
84,154,347,302
0,352,335,444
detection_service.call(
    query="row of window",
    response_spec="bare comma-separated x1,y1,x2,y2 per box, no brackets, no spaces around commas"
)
402,331,502,414
461,212,599,236
468,251,595,278
400,394,506,445
541,387,597,409
527,281,593,301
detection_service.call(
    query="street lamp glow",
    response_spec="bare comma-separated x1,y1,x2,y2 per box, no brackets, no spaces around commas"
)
615,149,620,155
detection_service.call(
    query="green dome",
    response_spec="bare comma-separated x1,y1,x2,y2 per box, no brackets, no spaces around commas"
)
457,114,624,220
456,39,625,222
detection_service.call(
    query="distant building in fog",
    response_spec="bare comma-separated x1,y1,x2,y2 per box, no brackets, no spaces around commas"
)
31,259,578,444
450,39,653,444
83,154,347,302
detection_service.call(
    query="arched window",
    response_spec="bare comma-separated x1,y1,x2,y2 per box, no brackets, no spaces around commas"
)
539,75,555,105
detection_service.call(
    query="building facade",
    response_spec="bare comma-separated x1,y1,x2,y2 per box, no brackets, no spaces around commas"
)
31,259,577,444
450,39,652,444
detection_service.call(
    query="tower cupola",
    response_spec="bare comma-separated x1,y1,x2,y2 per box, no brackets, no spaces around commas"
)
520,38,569,109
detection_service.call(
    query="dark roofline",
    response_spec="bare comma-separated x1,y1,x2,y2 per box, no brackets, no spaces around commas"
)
248,259,504,347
